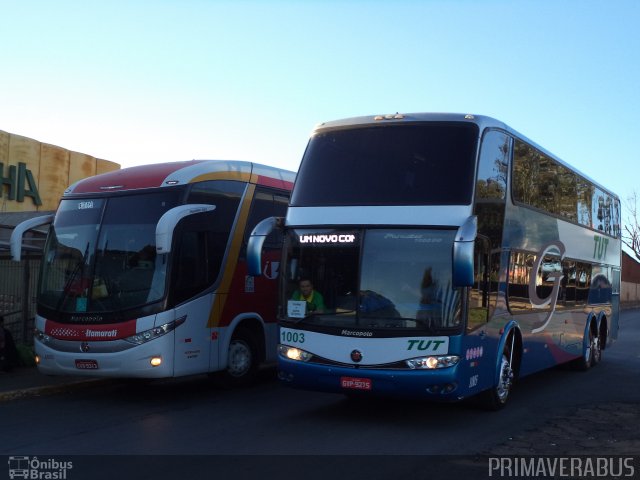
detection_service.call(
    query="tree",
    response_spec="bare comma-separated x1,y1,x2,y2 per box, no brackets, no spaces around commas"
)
623,191,640,261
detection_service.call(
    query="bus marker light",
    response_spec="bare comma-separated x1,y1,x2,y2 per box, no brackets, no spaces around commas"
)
150,356,162,367
35,355,40,365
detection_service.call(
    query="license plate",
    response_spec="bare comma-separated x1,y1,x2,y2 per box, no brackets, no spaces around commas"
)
75,359,99,370
340,376,372,390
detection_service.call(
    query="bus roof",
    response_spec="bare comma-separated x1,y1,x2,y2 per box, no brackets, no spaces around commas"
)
312,112,618,200
65,160,296,195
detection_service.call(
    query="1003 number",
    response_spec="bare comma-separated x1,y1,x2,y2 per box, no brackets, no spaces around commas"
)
281,331,305,344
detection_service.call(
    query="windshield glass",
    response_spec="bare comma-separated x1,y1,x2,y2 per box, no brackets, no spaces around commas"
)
283,228,462,332
39,191,181,317
291,123,478,207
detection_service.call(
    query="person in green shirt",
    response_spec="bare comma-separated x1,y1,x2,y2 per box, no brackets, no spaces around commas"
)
291,278,326,314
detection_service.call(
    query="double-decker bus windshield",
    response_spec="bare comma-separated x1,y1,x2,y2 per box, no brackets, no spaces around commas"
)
39,191,182,316
291,123,479,207
283,228,462,333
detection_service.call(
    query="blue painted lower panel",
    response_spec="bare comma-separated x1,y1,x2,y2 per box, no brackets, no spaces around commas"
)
278,358,467,401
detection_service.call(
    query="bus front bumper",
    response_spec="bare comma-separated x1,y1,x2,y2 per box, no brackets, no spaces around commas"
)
277,357,465,401
34,335,175,378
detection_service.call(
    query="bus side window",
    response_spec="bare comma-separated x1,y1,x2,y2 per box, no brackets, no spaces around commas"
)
468,237,490,332
169,210,227,306
171,230,210,305
242,188,290,257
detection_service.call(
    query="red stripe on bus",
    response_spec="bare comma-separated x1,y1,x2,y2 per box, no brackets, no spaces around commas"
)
71,161,205,193
44,319,137,341
256,174,294,191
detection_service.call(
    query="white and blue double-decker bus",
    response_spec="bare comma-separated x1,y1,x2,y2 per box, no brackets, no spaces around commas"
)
248,113,621,408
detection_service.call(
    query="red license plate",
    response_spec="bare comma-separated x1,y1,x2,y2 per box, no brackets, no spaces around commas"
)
75,359,99,370
340,376,372,390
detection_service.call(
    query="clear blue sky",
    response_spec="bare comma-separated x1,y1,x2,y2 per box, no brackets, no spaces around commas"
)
1,0,638,209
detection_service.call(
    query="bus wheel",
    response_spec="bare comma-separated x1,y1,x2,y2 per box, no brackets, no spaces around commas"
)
223,328,258,386
575,321,600,371
481,348,514,411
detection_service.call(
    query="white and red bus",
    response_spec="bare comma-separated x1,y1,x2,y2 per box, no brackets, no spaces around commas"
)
11,160,294,383
248,113,621,408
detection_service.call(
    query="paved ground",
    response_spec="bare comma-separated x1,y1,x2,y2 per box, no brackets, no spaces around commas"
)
2,366,639,457
483,402,640,456
0,366,111,402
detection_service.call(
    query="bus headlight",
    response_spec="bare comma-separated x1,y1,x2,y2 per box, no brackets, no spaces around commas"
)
34,329,50,344
406,355,460,369
278,344,313,362
124,316,186,345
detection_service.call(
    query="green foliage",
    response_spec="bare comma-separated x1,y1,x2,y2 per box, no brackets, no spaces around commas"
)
16,344,36,367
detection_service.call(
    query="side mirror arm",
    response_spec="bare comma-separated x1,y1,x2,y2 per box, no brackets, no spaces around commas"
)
10,214,55,261
247,217,284,276
452,215,477,287
156,204,216,254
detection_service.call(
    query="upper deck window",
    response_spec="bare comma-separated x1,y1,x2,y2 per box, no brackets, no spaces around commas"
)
291,123,479,207
512,139,621,238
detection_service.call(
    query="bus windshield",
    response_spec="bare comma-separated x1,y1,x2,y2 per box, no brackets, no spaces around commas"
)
39,191,182,317
283,228,462,333
290,123,479,207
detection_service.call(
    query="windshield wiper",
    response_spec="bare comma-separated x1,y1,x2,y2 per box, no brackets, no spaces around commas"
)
55,242,90,312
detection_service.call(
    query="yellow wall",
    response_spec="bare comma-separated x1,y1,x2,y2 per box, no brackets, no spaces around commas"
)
0,129,119,212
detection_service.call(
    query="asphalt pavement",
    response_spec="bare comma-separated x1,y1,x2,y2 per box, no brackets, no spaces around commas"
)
2,366,639,458
0,365,111,402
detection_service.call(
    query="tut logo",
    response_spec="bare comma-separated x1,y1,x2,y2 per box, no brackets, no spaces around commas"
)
407,339,446,351
529,240,565,334
593,235,609,261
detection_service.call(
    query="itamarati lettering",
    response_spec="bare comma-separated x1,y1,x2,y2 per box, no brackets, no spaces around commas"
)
299,234,356,244
85,329,118,338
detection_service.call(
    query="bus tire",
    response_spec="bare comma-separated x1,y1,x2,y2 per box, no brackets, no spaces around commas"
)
222,328,259,387
481,342,515,411
575,320,601,371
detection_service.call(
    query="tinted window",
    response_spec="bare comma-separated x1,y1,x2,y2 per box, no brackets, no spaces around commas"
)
512,139,620,238
283,228,462,332
244,189,290,251
476,130,508,201
169,181,245,305
474,130,509,248
291,123,479,206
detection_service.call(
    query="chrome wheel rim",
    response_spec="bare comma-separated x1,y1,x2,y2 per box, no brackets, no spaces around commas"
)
591,333,601,364
228,340,252,378
496,355,513,403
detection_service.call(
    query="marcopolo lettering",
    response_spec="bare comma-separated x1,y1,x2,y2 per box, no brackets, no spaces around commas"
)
70,315,103,323
341,329,373,337
299,234,356,244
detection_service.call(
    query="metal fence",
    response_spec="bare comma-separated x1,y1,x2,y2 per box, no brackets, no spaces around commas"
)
0,255,40,346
